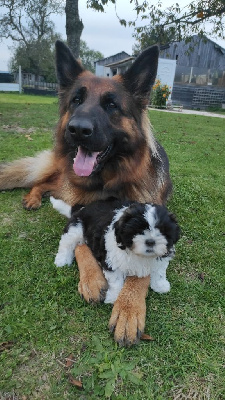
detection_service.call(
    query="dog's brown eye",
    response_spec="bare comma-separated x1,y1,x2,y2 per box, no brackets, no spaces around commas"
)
72,97,81,105
106,101,117,110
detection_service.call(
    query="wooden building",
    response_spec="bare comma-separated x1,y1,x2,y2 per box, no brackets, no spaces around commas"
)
160,35,225,108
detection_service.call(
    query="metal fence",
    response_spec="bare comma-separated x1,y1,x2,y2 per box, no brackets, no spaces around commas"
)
22,81,58,96
23,81,58,90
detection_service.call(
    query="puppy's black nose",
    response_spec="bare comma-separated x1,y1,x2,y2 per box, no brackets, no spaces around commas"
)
68,118,93,137
145,239,155,246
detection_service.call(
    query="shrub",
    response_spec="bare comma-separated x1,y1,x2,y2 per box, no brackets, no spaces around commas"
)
151,79,171,108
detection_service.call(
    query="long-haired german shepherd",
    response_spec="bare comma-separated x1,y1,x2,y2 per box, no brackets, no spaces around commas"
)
0,41,173,345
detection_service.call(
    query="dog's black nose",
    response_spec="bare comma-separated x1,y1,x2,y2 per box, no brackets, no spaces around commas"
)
145,239,155,246
68,118,93,137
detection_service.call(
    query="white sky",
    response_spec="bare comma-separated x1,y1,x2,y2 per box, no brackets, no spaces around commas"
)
0,0,225,71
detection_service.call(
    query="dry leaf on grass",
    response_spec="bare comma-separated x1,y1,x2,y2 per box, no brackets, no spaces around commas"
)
140,333,155,341
25,134,33,141
68,374,83,389
65,353,75,368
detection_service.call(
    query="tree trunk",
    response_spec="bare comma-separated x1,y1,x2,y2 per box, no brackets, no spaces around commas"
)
65,0,84,58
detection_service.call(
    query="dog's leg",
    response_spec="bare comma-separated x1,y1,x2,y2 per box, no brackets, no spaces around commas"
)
23,185,47,210
55,224,84,267
150,258,171,294
109,275,150,346
75,244,108,303
103,269,125,304
23,179,60,210
50,196,72,218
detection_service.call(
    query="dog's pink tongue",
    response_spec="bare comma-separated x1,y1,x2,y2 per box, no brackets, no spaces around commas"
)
73,146,99,176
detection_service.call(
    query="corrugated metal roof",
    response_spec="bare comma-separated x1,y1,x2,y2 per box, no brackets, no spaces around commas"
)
105,57,135,67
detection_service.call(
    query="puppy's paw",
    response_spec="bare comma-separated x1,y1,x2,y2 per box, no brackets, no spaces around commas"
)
151,279,171,294
54,252,74,267
109,292,146,346
104,291,119,304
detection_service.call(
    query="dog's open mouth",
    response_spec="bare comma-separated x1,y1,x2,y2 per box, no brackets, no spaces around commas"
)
73,145,112,176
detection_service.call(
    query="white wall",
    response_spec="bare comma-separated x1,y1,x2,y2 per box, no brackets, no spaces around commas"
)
0,83,20,92
157,59,177,95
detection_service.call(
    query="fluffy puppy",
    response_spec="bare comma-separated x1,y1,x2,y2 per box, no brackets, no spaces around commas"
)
52,197,180,304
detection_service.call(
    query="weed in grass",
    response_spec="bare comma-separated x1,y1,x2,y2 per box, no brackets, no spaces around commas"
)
69,336,144,398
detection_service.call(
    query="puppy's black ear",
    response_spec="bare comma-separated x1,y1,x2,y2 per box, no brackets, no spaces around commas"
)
122,45,159,107
114,219,126,250
55,40,84,88
168,212,181,244
113,205,138,250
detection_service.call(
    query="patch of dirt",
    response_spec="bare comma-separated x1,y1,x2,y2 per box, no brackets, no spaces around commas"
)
170,374,215,400
2,125,36,135
5,349,71,399
2,216,13,226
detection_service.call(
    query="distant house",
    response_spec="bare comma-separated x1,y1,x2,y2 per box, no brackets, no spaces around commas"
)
95,52,133,77
160,35,225,108
14,72,45,85
95,52,177,98
95,36,225,109
13,71,57,96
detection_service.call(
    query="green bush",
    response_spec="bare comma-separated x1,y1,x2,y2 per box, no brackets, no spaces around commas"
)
151,79,171,108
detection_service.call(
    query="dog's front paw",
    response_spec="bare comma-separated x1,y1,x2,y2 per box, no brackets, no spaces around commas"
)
150,279,171,294
76,244,108,303
109,292,146,346
78,273,108,303
23,193,42,210
54,252,74,267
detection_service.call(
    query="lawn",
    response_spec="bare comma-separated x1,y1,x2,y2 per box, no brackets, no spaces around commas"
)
0,93,224,399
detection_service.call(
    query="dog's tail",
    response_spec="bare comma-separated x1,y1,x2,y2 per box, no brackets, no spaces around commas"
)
0,150,56,190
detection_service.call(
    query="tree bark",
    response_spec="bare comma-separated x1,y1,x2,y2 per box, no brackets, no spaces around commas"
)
65,0,84,58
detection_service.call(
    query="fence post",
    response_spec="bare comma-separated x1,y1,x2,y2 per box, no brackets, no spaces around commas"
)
19,66,22,93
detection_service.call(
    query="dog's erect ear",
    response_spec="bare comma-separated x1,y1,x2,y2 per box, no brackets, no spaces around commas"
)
55,40,84,88
122,45,159,106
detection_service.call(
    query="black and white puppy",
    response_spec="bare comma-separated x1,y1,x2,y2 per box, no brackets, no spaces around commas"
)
51,197,180,304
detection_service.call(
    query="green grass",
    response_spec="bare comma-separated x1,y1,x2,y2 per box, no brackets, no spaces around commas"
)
0,93,224,399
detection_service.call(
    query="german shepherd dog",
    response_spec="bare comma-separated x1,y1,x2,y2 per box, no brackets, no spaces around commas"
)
0,41,172,345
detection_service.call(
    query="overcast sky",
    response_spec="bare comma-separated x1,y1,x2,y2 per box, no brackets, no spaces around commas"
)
0,0,225,71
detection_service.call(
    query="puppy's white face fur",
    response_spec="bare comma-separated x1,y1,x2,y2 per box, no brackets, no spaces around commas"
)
105,204,175,279
132,205,167,257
